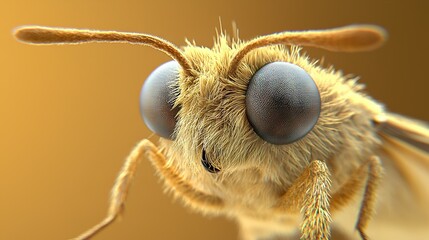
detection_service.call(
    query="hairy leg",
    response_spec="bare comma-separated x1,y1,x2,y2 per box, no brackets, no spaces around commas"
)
355,157,383,240
145,140,224,211
73,139,223,240
330,156,383,240
275,160,332,240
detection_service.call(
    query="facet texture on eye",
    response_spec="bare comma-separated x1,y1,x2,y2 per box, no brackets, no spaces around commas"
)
246,62,321,145
140,61,180,139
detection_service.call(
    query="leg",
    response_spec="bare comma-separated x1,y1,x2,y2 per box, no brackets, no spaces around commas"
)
275,160,332,240
330,156,383,240
72,139,152,240
73,139,223,240
146,141,224,211
355,157,383,240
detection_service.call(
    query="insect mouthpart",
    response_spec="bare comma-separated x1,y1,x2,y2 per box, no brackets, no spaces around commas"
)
201,149,220,173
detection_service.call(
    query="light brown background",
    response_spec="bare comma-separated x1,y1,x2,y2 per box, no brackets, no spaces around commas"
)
1,1,428,239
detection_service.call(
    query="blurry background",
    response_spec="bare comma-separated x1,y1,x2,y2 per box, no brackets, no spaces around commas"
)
1,1,428,239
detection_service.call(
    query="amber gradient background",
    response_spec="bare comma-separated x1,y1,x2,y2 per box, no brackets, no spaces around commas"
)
1,1,428,239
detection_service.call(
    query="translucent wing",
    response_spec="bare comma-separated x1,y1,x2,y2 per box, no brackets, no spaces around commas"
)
334,113,429,240
369,113,429,239
378,113,429,153
377,113,429,203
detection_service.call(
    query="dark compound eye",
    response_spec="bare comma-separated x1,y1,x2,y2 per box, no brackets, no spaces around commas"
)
246,62,321,145
140,61,180,139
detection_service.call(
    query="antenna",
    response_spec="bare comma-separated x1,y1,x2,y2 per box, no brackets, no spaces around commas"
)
228,25,387,76
14,26,193,75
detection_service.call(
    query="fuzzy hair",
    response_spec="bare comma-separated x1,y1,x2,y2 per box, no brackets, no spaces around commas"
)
15,24,429,240
157,32,385,217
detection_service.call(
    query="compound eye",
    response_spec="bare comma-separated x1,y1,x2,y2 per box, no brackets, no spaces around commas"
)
140,61,180,139
246,62,321,145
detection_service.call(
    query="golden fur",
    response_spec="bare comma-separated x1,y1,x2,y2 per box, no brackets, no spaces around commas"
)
14,24,429,240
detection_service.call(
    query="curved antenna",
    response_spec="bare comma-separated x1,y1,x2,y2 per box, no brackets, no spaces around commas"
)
228,24,387,76
14,25,193,75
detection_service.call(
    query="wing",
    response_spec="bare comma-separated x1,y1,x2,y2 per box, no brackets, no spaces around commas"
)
376,113,429,204
376,113,429,203
377,113,429,153
333,113,429,240
368,113,429,239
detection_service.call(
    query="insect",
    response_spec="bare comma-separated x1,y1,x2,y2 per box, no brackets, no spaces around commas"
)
14,24,429,240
